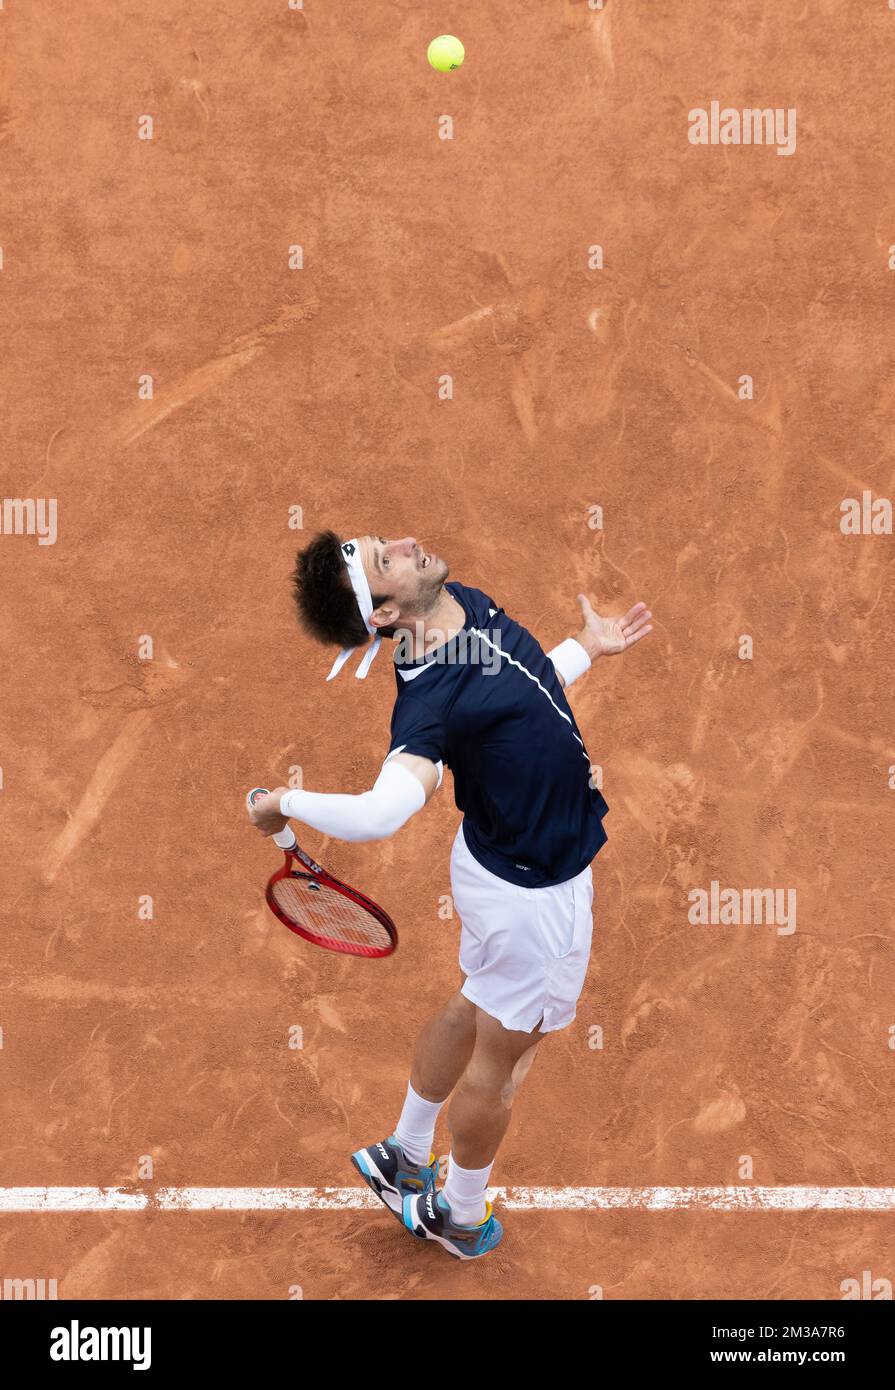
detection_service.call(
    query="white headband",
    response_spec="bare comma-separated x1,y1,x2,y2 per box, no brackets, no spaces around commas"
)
326,538,382,681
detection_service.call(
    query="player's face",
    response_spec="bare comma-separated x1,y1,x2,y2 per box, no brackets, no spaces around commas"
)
360,535,448,615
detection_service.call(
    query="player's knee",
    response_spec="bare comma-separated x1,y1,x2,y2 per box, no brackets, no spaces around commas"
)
462,1055,507,1102
498,1056,536,1108
445,991,474,1027
498,1074,517,1109
509,1044,538,1094
462,1055,517,1110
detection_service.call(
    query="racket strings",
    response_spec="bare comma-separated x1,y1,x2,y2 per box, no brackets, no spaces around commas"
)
271,874,392,952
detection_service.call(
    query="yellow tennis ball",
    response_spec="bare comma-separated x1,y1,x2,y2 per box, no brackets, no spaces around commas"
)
427,34,464,72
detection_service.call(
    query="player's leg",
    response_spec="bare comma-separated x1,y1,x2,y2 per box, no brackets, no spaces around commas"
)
349,989,475,1218
400,1014,544,1259
408,987,477,1103
390,988,476,1162
403,829,595,1257
445,1006,544,1173
436,1010,544,1233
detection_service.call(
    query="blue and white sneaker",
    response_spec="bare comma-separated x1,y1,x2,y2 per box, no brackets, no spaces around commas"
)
402,1189,503,1260
350,1135,438,1220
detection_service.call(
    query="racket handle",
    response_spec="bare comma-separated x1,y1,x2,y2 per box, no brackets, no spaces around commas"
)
246,786,297,851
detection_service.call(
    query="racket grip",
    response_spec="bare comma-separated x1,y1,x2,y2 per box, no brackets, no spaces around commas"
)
247,786,298,851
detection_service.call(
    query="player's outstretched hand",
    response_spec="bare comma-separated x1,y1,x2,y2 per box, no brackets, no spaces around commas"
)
248,786,290,836
576,596,653,659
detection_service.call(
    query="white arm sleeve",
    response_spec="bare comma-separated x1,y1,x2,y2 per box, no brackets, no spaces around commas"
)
548,637,592,689
278,760,427,843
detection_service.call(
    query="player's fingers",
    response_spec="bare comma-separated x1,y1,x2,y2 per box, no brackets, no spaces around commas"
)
577,593,596,621
623,608,652,635
625,624,653,647
621,602,648,626
246,786,270,819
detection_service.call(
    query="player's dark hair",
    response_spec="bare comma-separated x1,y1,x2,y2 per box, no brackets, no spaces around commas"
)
292,531,393,648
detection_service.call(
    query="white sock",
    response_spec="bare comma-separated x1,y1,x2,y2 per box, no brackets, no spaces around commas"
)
443,1153,493,1227
393,1083,444,1166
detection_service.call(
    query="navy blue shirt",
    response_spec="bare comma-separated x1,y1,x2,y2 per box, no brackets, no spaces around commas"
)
387,582,608,887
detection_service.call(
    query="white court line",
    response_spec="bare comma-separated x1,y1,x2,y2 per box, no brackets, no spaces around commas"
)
1,1187,894,1213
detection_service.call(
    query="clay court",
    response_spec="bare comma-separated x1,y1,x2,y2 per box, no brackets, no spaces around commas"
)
2,0,894,1301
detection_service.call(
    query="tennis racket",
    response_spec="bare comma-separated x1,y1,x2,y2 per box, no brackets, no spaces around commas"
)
246,787,397,958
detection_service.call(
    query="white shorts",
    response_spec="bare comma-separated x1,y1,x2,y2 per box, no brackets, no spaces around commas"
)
450,823,595,1035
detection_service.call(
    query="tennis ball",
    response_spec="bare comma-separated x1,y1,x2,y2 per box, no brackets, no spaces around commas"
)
427,34,464,72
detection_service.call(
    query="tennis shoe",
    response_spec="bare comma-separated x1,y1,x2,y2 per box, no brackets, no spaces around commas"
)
402,1188,503,1260
350,1135,437,1220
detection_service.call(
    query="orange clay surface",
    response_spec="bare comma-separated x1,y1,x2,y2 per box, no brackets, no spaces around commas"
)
1,0,894,1299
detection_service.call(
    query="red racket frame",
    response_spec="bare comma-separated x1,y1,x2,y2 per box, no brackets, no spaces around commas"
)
264,838,398,959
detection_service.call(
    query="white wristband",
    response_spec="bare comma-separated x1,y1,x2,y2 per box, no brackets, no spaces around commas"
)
548,637,591,689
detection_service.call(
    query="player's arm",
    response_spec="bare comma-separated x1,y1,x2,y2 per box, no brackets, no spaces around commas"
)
549,596,653,688
248,752,439,843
